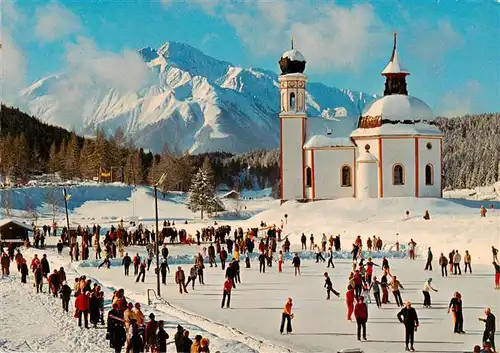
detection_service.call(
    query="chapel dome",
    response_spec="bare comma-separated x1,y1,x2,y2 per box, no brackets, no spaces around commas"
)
279,47,306,75
360,94,434,124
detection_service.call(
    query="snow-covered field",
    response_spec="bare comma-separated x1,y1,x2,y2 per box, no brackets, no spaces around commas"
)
1,184,499,353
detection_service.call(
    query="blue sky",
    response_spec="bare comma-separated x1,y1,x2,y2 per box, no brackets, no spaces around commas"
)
4,0,500,116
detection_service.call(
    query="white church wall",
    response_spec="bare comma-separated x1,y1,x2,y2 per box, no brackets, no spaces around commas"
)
418,138,442,197
381,138,415,197
313,149,355,199
282,118,304,199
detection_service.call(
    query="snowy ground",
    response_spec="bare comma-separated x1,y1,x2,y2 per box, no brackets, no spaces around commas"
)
1,184,499,352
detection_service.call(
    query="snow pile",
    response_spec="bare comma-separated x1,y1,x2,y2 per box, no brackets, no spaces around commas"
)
444,181,500,201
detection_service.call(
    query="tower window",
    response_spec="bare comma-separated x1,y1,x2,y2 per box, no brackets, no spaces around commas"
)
425,164,434,185
305,166,312,187
341,165,352,187
393,164,404,185
290,92,296,111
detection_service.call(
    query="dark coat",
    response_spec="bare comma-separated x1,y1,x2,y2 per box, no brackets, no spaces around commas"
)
397,307,419,327
181,336,193,353
174,329,184,352
41,258,50,275
60,284,72,300
111,324,126,349
157,327,169,353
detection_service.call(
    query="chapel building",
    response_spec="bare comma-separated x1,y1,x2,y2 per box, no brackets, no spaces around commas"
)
279,34,443,201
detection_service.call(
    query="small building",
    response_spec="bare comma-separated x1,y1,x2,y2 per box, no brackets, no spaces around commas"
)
220,190,240,199
0,219,32,244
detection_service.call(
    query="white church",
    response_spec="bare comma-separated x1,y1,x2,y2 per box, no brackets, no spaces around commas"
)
278,34,443,201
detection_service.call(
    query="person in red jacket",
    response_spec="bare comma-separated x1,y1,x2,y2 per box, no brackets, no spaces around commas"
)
75,291,90,328
353,270,363,299
354,296,368,341
221,278,232,309
346,285,355,322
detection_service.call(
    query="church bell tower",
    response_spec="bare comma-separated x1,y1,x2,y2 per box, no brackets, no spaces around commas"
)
278,40,307,201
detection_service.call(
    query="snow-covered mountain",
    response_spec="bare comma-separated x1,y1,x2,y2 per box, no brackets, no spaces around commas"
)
20,42,376,154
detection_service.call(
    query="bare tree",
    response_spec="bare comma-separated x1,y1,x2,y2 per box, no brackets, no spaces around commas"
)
45,187,62,224
231,193,244,217
1,189,13,217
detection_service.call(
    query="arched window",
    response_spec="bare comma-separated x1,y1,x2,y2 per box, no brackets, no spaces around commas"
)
305,166,312,187
341,165,352,187
425,164,434,185
393,164,404,185
290,92,296,111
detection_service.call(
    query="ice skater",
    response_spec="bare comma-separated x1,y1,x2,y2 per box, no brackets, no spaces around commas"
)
479,308,496,352
221,278,232,309
397,301,419,352
354,296,368,341
346,285,355,322
389,275,404,307
279,297,293,334
327,247,335,268
422,278,438,308
448,292,465,334
315,245,325,263
324,272,340,299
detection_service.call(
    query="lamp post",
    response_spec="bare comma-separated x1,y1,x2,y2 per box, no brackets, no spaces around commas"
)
154,173,167,296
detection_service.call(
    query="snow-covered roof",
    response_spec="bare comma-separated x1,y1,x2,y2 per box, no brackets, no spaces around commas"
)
381,33,409,75
357,150,378,163
304,117,356,149
361,95,434,122
381,50,408,75
351,122,442,138
220,190,240,198
0,219,32,231
281,48,306,62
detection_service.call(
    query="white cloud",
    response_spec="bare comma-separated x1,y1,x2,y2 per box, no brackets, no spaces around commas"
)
193,0,388,72
437,80,482,117
35,3,81,42
44,36,155,129
0,2,27,105
0,31,27,104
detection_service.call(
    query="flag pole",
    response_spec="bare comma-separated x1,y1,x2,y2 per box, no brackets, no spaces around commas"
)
63,188,70,232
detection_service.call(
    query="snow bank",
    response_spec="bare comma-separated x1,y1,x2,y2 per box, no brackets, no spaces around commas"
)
78,249,407,269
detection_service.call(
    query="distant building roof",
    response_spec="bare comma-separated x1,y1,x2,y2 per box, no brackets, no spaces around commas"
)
0,219,32,231
303,116,356,149
220,190,240,199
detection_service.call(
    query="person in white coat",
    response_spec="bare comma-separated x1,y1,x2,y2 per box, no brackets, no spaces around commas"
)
453,251,462,275
422,278,438,308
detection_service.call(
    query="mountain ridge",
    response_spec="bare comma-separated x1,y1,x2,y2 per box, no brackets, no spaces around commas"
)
20,41,376,154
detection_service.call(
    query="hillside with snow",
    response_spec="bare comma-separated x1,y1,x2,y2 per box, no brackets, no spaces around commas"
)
19,42,375,154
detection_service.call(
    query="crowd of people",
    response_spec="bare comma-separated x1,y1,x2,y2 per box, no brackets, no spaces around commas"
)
1,214,498,353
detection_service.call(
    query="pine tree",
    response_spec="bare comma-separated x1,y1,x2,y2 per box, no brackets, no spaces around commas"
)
187,158,217,219
65,132,80,179
48,141,59,174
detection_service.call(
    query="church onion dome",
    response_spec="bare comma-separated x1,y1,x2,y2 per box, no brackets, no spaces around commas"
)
279,40,306,75
362,95,434,123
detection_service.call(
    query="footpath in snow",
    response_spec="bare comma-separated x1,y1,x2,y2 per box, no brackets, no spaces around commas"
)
0,245,261,353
